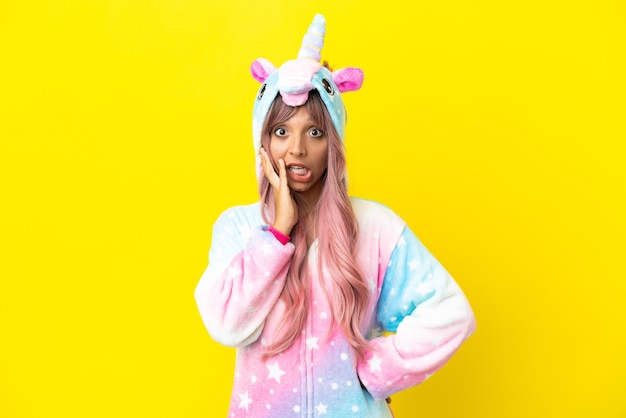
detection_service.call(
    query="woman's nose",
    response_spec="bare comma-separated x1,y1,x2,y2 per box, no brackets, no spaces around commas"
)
288,134,306,156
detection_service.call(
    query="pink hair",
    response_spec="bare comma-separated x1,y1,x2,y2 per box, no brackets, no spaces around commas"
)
259,91,371,359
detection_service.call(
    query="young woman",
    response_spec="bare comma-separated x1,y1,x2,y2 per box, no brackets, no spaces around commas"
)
195,14,475,418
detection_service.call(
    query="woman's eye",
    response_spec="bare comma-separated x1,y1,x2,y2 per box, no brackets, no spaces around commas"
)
309,128,323,137
274,127,287,136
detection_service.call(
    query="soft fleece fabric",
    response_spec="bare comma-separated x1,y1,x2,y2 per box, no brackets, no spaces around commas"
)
195,198,475,417
250,14,364,153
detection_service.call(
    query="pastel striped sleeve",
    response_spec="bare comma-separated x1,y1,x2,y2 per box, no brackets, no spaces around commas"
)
357,226,476,400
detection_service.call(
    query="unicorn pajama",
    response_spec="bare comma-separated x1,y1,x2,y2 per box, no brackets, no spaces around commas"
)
195,14,475,418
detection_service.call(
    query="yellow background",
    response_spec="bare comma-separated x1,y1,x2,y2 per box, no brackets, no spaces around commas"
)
1,1,624,417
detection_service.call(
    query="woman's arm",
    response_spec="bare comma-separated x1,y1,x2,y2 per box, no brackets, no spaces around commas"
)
357,226,476,400
194,207,295,347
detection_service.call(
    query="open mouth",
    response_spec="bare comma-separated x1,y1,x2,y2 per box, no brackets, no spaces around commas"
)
288,166,309,175
286,164,312,182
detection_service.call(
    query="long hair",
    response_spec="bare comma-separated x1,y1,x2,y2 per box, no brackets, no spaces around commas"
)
259,90,371,359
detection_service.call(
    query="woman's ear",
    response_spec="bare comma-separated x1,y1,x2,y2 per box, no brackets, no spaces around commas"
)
251,58,277,83
331,67,364,93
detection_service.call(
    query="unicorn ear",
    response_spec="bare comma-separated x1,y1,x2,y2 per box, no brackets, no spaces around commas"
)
250,58,277,83
332,67,364,93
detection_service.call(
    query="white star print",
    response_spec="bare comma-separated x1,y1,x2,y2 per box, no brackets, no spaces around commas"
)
306,337,319,350
315,402,328,415
261,242,273,255
408,259,419,271
267,361,286,383
368,354,383,372
238,391,252,411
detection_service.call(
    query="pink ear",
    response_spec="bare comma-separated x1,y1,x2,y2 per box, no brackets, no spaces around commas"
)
250,58,277,83
332,67,364,92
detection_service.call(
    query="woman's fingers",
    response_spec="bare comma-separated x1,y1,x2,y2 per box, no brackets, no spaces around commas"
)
259,147,279,187
273,158,298,235
259,148,297,235
276,158,288,193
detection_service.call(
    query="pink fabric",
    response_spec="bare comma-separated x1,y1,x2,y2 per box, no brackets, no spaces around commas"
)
251,58,276,83
195,198,475,416
280,91,309,106
277,59,321,97
268,226,290,245
332,67,365,93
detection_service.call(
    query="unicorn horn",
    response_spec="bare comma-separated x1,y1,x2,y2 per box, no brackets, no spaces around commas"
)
297,14,326,61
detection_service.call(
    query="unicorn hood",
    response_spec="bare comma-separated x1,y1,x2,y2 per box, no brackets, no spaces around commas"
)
250,14,364,154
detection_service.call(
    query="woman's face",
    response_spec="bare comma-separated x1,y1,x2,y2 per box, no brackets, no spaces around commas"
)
269,105,329,203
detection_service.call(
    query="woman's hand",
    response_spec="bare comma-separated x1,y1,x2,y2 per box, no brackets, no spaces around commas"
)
260,147,298,236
